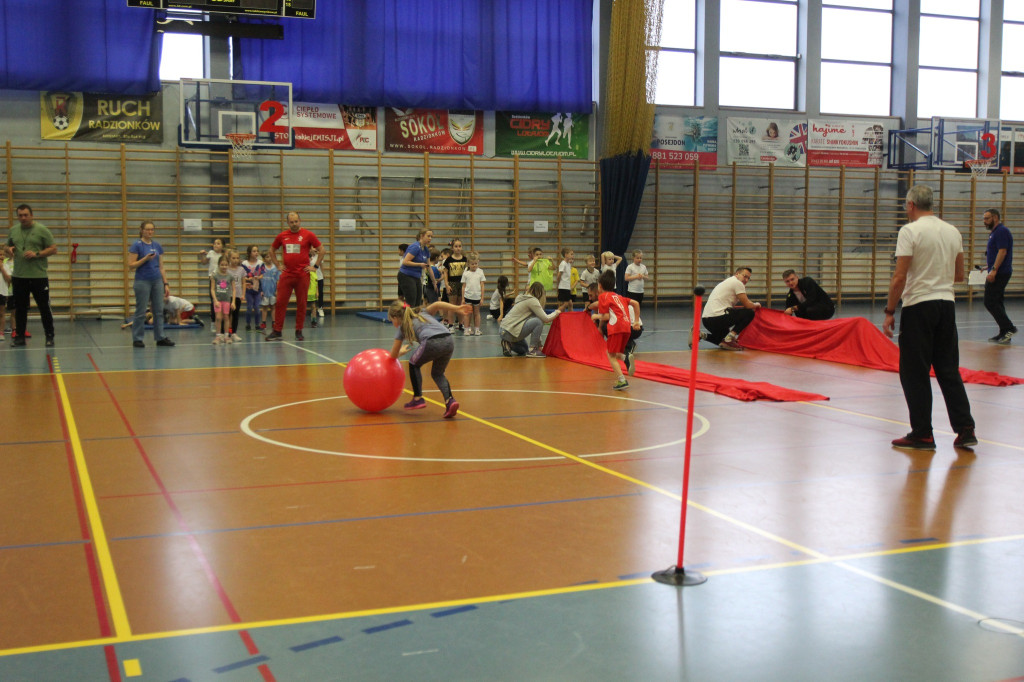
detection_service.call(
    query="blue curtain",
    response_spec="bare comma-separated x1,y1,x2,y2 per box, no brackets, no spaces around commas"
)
600,152,652,293
0,0,159,94
237,0,592,111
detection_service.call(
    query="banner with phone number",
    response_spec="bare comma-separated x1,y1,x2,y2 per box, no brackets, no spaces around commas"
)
384,108,483,155
650,114,718,169
806,118,887,167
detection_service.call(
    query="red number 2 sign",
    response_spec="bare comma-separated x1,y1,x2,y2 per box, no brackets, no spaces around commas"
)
258,100,288,134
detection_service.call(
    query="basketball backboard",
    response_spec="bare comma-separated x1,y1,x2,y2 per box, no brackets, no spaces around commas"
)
931,116,999,169
179,78,294,150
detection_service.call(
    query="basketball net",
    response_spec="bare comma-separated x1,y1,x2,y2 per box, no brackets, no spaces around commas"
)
966,157,994,180
225,133,256,161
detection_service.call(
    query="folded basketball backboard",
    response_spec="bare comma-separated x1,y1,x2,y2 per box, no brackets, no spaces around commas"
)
179,78,294,151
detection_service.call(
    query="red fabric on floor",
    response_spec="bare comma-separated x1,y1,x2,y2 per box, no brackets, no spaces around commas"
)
543,312,829,402
738,308,1024,387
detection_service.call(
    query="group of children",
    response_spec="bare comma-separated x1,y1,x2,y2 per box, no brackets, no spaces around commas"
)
199,239,286,345
386,243,651,419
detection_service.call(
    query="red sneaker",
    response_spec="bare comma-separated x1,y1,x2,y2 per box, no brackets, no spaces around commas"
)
443,397,460,418
891,433,936,450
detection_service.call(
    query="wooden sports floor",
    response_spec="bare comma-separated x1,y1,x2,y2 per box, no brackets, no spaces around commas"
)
0,302,1022,682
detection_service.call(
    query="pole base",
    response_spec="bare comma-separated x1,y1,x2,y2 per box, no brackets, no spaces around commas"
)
652,565,707,587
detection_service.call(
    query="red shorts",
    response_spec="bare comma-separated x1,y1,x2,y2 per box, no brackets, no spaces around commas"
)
606,331,629,354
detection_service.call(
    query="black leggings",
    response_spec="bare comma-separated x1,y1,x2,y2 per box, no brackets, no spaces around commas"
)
408,335,454,401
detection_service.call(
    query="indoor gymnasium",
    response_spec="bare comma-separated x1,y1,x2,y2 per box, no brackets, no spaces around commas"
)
0,1,1023,680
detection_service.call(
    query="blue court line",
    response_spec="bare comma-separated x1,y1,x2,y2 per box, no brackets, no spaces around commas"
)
900,537,940,544
618,571,655,580
0,538,89,552
212,655,269,673
431,605,478,618
289,635,343,652
363,619,412,634
110,491,642,542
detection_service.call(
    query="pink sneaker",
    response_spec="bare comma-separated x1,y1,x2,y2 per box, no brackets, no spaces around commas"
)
404,397,426,410
443,397,460,418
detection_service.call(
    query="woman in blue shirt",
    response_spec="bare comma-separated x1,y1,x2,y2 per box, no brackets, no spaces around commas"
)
128,220,175,348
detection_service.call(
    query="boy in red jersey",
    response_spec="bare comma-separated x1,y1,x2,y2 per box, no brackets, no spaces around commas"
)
266,211,324,341
593,270,641,390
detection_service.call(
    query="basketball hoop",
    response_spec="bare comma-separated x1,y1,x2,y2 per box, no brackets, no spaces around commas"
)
225,133,257,161
965,157,994,180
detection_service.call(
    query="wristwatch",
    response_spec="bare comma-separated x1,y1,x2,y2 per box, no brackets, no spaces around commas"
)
884,307,895,315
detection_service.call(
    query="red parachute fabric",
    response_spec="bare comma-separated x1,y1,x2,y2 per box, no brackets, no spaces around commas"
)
738,308,1024,387
543,312,828,402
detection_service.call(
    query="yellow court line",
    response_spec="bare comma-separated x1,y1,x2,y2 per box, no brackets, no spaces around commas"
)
798,400,1024,452
53,370,132,639
5,531,1024,658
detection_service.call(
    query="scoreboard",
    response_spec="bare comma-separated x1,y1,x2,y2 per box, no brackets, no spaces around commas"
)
127,0,315,19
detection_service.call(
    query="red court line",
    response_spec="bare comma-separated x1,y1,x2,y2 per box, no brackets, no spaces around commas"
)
47,356,121,682
86,355,275,678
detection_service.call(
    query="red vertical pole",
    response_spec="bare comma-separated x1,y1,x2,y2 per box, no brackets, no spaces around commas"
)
676,289,704,568
653,287,708,587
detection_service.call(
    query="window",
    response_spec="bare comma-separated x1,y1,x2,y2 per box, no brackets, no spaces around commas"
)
917,4,979,118
1002,9,1024,120
159,32,205,81
719,0,798,109
654,0,696,105
820,2,892,115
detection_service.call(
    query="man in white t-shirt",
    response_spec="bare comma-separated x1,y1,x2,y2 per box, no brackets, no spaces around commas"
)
696,266,761,350
883,184,976,451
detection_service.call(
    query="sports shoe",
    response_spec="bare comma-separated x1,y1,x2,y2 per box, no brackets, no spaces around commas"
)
988,334,1003,343
994,333,1013,345
891,433,936,450
265,330,283,341
212,335,223,345
156,338,175,347
525,348,546,358
613,379,629,391
318,309,325,318
295,331,305,341
245,324,251,331
231,333,243,342
718,341,743,351
45,336,54,347
11,337,25,347
501,339,514,357
133,340,145,348
259,322,266,330
688,326,707,349
225,335,234,344
0,334,5,340
953,429,978,448
625,349,636,376
443,397,460,418
404,396,426,410
311,318,319,328
474,328,482,336
464,328,472,336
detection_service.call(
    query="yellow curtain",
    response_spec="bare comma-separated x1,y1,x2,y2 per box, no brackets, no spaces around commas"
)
602,0,665,158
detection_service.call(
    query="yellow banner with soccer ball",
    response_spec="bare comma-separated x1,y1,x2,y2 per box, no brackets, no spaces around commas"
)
41,91,163,144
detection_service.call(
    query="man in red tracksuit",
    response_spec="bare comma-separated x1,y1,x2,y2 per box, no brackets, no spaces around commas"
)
266,211,323,341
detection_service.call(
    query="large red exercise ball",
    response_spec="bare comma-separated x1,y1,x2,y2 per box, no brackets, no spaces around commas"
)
343,349,406,413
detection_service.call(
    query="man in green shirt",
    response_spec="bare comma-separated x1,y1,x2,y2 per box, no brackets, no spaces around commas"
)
7,204,57,347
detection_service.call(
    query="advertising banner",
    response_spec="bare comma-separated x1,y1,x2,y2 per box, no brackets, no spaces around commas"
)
384,108,483,155
807,118,886,167
726,117,807,167
280,103,377,150
495,112,589,159
40,91,163,143
650,115,718,169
